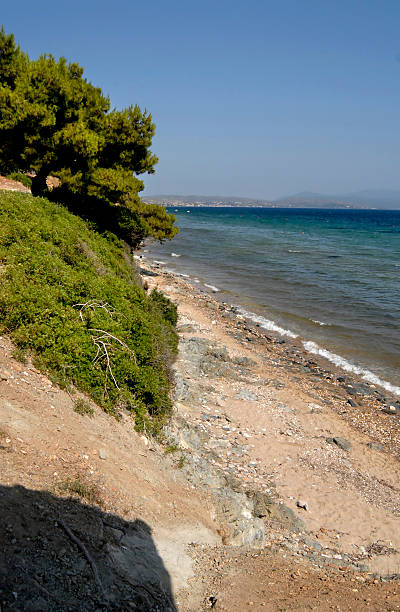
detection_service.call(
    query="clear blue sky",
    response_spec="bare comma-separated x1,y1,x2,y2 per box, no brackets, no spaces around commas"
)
2,1,400,199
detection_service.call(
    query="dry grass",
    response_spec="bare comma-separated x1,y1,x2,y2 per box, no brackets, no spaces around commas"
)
56,476,103,507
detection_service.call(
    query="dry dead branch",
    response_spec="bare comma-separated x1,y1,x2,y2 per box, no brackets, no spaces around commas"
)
73,300,116,322
73,301,136,392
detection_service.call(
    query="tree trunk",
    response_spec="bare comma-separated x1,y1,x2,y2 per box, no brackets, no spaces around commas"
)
31,171,49,197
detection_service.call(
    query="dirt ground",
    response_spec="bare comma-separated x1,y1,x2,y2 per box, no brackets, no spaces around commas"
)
1,234,400,609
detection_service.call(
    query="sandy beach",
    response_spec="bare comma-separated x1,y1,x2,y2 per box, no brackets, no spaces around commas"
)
140,255,400,577
1,243,400,610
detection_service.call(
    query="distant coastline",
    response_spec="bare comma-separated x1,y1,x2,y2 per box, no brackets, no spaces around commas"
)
144,190,400,210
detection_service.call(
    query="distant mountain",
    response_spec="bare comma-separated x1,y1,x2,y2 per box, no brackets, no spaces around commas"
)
275,190,400,209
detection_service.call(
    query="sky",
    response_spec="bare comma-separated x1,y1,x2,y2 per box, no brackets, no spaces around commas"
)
2,0,400,199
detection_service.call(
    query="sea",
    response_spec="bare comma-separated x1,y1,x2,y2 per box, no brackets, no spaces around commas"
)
142,207,400,397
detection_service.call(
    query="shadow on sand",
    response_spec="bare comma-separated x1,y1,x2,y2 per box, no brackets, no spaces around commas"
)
0,484,177,611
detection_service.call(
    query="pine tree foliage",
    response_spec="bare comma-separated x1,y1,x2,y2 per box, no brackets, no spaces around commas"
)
0,28,177,248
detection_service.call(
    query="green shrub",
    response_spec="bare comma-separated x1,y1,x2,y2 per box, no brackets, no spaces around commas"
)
0,191,178,434
12,346,28,364
150,289,178,326
164,444,179,454
6,172,32,188
73,398,94,417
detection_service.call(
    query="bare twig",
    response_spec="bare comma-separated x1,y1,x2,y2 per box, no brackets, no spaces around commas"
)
89,329,137,362
88,328,137,392
73,299,136,392
73,300,116,322
58,518,108,602
92,337,120,390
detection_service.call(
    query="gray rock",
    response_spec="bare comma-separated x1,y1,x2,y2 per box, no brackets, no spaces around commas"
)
326,436,351,452
98,449,107,460
235,389,258,401
208,439,232,450
303,536,322,551
105,526,177,611
233,356,256,367
366,441,383,451
200,358,232,377
174,426,204,452
206,346,229,361
246,491,305,533
173,372,190,401
223,473,244,493
182,455,226,489
177,323,197,333
214,487,265,547
181,337,212,357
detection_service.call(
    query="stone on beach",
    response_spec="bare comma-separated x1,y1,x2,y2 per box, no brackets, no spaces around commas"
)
326,436,351,452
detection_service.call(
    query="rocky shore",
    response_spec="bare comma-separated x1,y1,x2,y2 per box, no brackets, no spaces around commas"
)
1,245,400,610
141,256,400,586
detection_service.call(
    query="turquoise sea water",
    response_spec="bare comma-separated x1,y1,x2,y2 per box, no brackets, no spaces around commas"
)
143,207,400,395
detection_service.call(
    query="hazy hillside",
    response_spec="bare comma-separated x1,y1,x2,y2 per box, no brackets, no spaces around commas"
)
275,190,400,209
146,190,400,209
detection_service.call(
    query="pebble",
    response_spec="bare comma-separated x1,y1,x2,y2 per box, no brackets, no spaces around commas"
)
296,500,309,511
326,436,351,452
98,449,107,460
366,441,383,451
382,405,397,415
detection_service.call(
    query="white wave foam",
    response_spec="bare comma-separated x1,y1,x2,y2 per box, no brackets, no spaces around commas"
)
177,272,190,278
204,283,220,292
312,319,329,326
171,253,181,257
303,341,400,397
238,308,298,339
154,260,166,265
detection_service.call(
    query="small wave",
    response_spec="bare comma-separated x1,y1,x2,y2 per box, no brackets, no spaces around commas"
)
288,249,304,253
204,283,220,292
154,260,166,265
171,253,181,257
312,319,329,326
176,272,190,278
193,278,200,283
303,341,400,397
238,308,298,339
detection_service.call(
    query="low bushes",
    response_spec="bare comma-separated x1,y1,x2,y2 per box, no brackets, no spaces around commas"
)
0,191,178,434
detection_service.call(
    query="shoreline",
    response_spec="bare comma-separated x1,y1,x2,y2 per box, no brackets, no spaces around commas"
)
139,254,400,580
139,243,400,400
140,253,400,409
